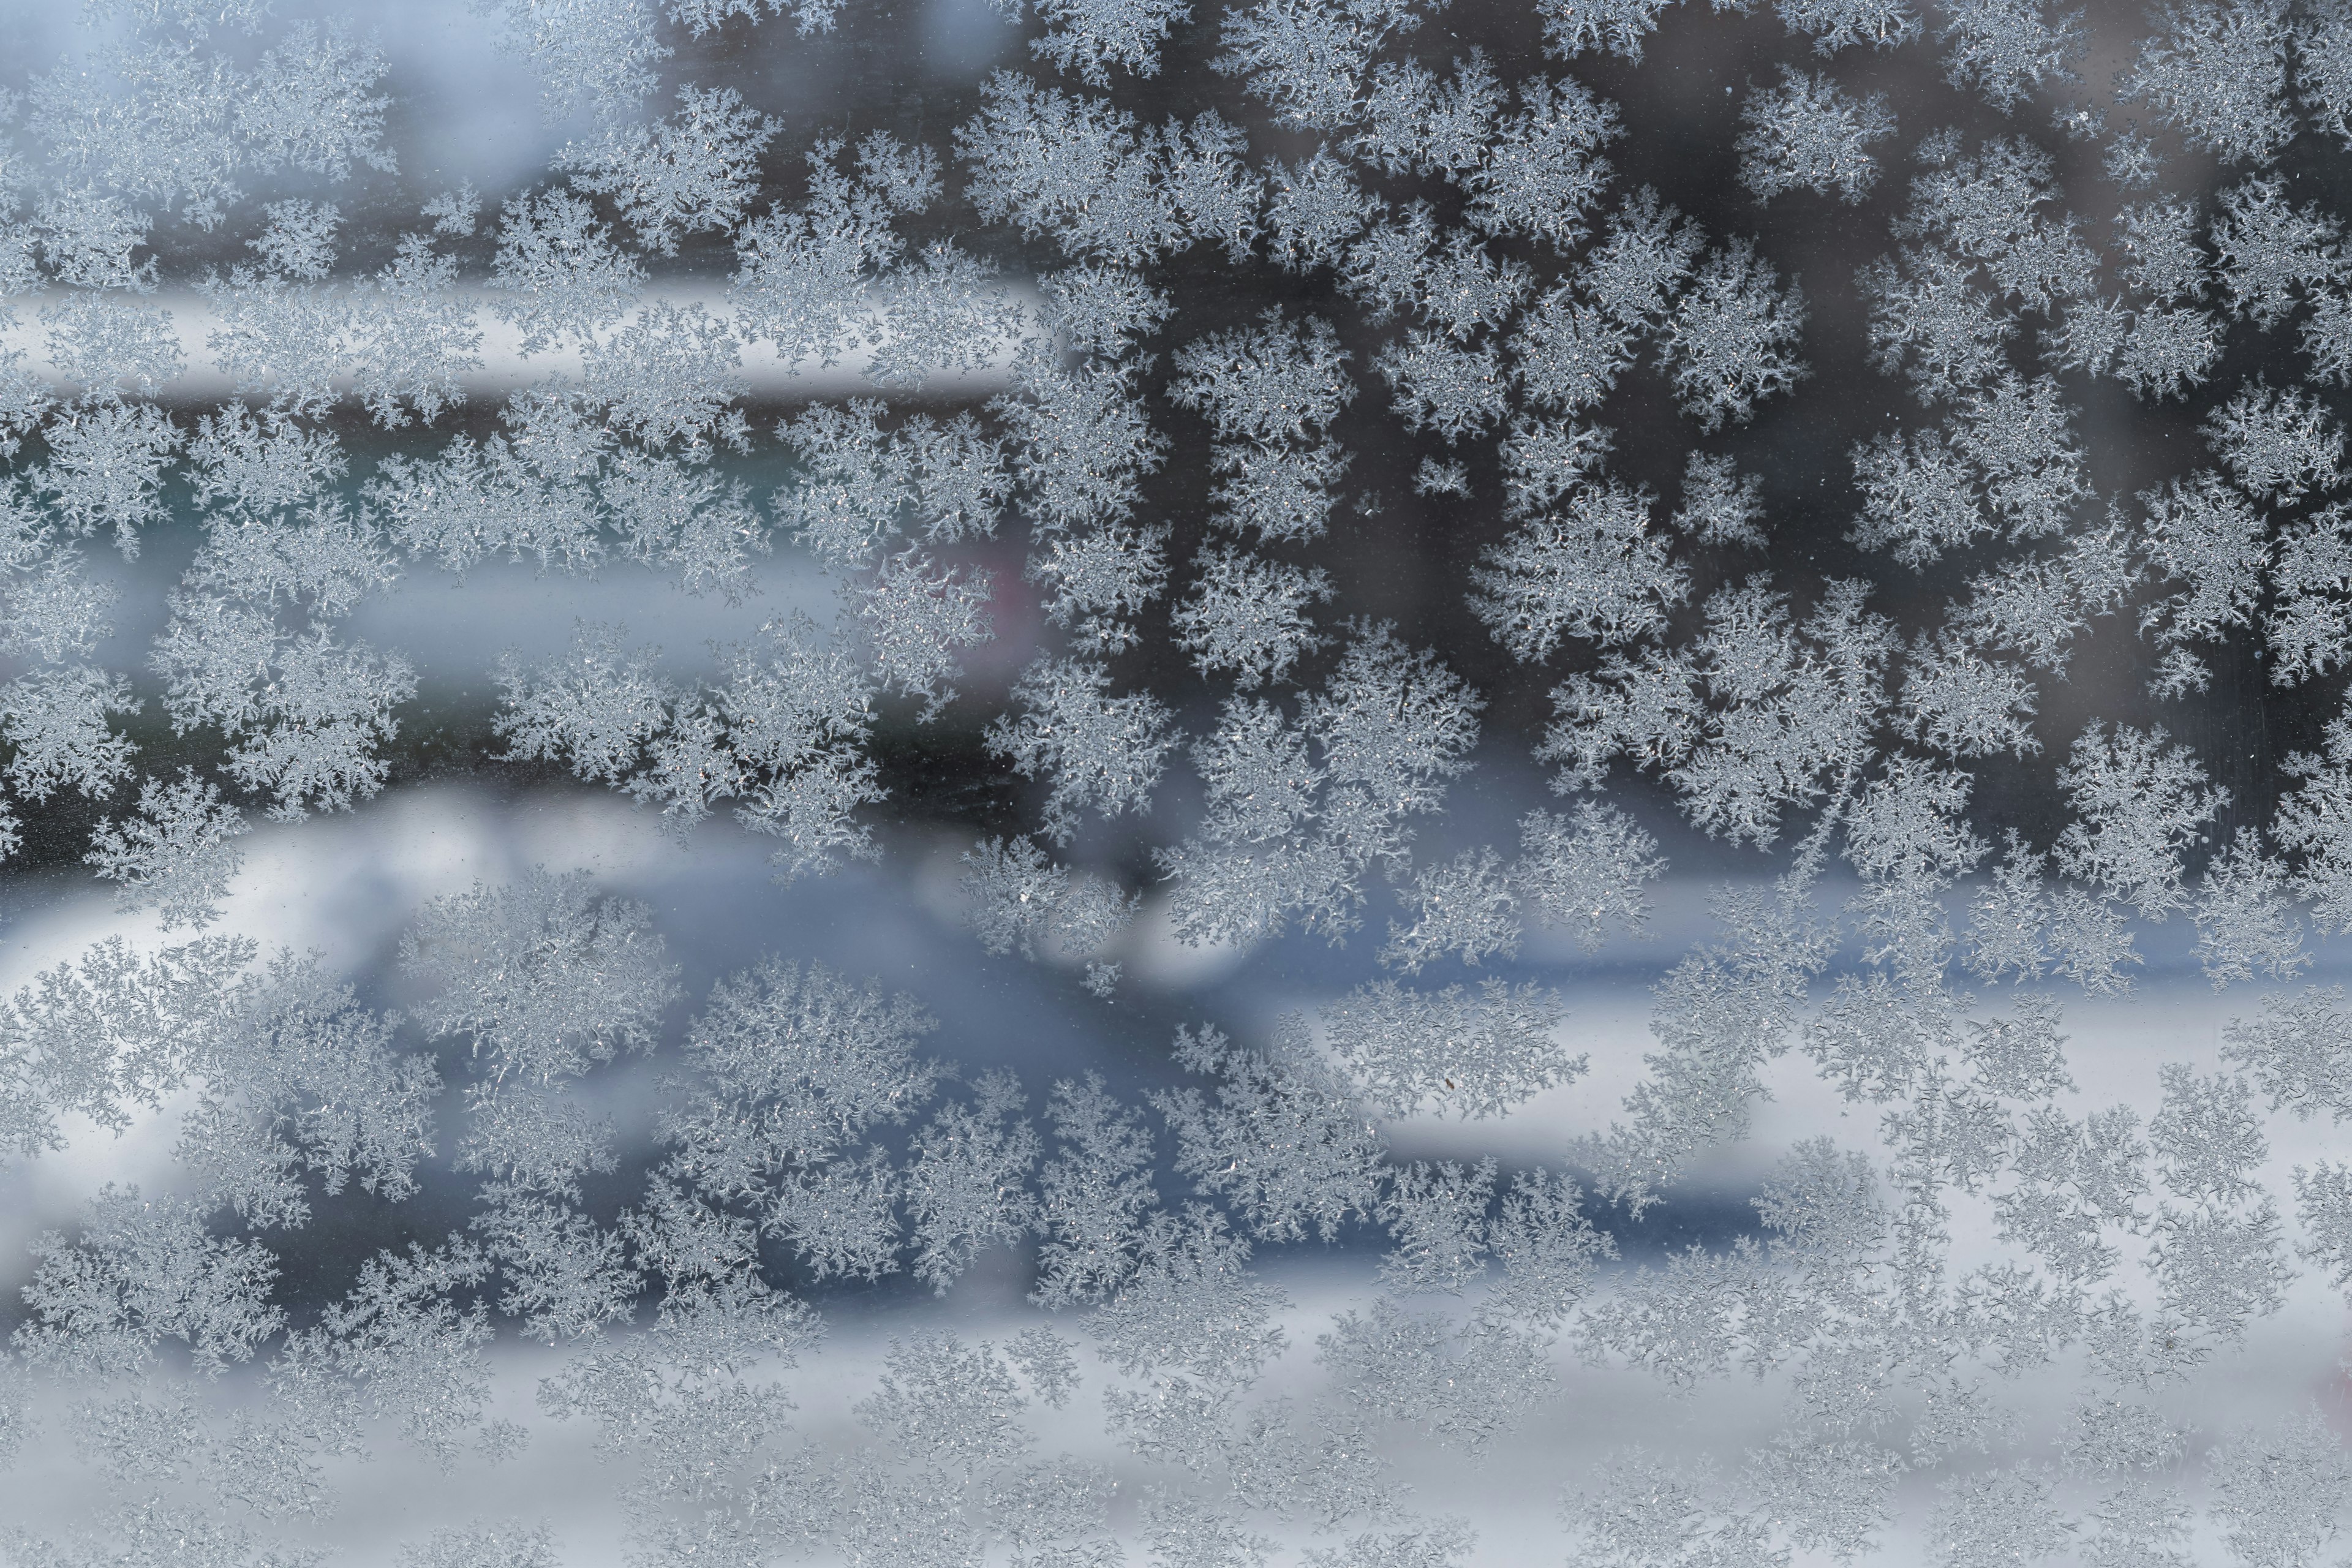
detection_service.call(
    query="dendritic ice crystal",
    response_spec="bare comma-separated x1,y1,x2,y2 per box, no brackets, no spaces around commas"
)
6,0,2352,1562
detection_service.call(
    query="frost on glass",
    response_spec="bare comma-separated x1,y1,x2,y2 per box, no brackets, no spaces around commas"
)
2,0,2352,1561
